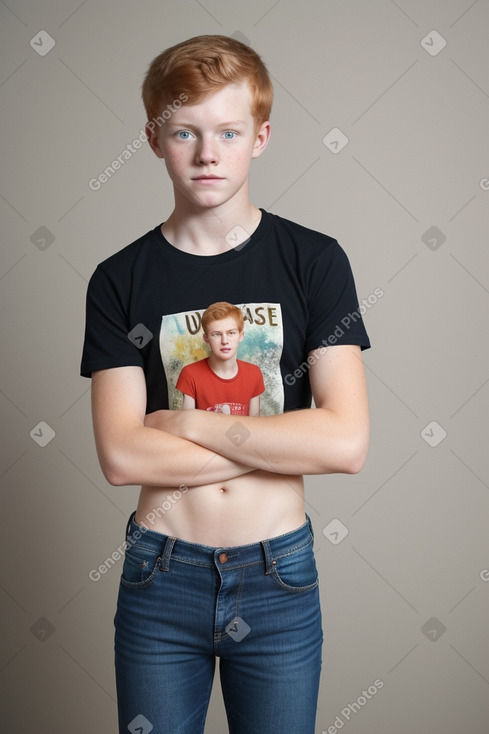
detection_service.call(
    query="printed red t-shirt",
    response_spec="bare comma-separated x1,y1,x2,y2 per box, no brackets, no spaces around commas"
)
176,358,265,415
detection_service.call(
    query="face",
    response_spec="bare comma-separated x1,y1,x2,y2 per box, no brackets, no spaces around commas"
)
146,81,270,211
203,317,244,361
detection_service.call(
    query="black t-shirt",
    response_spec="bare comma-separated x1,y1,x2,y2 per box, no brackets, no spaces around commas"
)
80,209,370,415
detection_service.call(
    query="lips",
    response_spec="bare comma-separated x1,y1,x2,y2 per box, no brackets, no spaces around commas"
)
192,175,224,181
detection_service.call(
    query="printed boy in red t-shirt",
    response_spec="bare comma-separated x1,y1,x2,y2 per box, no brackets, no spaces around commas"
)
176,301,265,416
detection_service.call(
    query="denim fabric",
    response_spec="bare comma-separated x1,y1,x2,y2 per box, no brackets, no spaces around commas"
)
114,512,323,734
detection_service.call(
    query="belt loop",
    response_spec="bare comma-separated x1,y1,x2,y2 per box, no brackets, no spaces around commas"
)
160,536,176,572
261,539,275,575
307,514,314,538
125,510,137,540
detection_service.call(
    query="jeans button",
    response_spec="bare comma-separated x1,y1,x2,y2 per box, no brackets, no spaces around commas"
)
219,552,228,564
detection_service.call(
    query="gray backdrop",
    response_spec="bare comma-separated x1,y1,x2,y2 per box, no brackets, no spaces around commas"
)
1,1,488,732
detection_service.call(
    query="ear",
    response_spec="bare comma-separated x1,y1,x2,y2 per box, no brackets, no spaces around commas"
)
238,331,244,343
251,120,271,159
145,122,165,159
203,333,209,344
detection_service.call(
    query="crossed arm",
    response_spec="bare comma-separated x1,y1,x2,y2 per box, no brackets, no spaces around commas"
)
180,393,261,416
91,344,369,487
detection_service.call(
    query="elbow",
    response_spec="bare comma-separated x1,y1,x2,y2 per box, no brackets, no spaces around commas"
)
319,428,369,475
339,432,369,474
101,459,129,486
93,422,148,487
103,466,130,486
340,449,367,475
97,447,134,487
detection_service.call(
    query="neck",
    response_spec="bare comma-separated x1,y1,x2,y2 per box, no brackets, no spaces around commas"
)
162,198,261,255
208,355,238,378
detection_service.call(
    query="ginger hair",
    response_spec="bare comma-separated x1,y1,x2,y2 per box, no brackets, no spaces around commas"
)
142,34,273,127
201,302,244,334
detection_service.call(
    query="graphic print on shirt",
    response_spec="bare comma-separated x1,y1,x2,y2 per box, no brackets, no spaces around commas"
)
175,357,265,416
160,303,284,416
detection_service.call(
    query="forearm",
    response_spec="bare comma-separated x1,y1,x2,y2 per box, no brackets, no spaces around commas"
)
90,366,255,488
155,407,369,476
97,422,255,488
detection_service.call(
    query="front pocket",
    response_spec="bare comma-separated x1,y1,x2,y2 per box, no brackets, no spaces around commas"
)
270,542,319,592
120,544,162,589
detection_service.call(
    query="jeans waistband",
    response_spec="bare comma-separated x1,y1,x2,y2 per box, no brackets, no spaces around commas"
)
124,511,314,572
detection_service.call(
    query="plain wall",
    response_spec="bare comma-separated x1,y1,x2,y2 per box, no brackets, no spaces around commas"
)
1,1,488,732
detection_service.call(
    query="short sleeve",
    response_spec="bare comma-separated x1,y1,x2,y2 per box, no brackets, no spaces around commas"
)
252,365,266,397
175,365,196,399
305,241,371,353
80,265,144,377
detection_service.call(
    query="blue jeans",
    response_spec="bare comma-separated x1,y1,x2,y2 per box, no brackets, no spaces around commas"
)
114,512,323,734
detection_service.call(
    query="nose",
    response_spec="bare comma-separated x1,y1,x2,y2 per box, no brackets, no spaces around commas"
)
196,134,218,165
221,333,229,344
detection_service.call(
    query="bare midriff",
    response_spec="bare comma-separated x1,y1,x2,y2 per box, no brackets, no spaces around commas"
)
135,470,306,547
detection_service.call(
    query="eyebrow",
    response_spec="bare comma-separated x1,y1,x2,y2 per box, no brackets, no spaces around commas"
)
167,120,247,128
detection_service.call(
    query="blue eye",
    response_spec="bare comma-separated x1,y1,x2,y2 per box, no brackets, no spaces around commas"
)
177,130,191,139
223,131,236,139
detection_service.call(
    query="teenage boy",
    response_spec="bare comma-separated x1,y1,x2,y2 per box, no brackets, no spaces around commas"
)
176,301,265,416
81,34,370,734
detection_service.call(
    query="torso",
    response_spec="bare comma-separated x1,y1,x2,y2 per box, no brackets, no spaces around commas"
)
135,470,305,546
82,210,368,545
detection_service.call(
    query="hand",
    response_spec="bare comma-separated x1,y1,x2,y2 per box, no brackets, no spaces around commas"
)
144,409,183,434
144,407,220,443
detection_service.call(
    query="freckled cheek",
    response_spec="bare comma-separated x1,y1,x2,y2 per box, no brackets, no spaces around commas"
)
163,151,189,181
227,155,251,179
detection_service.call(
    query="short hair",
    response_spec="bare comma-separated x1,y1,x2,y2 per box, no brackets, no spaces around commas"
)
142,34,273,128
201,302,244,334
